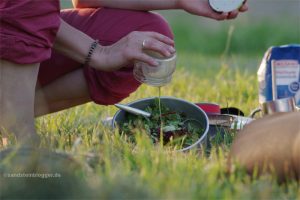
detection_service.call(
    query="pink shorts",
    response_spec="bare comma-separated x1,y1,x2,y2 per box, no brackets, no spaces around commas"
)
38,8,173,105
0,0,60,64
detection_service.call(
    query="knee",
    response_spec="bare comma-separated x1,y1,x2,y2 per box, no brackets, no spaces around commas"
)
293,132,300,180
137,12,174,40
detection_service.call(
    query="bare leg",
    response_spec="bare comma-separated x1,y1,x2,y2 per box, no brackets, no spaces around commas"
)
35,69,91,117
229,112,300,181
0,59,39,145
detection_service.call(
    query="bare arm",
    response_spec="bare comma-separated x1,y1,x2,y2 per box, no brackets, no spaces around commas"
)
72,0,180,10
53,19,96,66
72,0,248,20
53,18,175,72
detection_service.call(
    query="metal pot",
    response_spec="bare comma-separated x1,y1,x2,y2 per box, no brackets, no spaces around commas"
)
206,114,253,139
250,97,300,118
112,96,209,152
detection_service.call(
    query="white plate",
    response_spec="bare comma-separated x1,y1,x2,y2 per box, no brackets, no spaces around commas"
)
209,0,245,12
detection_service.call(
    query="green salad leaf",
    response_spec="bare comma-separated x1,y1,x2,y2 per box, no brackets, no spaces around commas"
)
121,98,204,150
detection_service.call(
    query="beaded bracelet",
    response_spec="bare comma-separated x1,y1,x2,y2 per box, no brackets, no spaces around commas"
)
83,39,99,67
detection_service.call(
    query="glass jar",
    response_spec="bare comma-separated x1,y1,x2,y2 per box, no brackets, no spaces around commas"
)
133,50,176,87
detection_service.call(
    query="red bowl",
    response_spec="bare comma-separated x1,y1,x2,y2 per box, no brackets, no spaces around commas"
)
195,103,221,115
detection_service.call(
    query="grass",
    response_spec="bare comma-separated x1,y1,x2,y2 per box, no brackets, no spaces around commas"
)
166,14,300,56
1,1,300,199
1,55,299,199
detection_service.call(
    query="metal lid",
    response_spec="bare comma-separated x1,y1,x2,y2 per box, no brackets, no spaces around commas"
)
209,0,245,12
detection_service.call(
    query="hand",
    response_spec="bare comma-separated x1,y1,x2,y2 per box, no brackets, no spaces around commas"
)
178,0,248,20
91,31,175,71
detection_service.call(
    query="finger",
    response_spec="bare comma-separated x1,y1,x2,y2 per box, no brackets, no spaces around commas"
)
135,53,159,67
239,1,249,12
213,12,228,21
206,9,229,21
146,32,174,45
227,10,239,20
143,39,175,57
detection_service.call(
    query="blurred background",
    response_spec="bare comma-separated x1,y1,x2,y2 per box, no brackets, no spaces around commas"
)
60,0,300,55
160,0,300,55
60,0,300,71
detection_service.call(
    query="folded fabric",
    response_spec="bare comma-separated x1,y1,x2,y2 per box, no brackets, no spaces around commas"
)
0,0,60,64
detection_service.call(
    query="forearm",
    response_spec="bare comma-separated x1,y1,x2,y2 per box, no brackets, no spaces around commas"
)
72,0,180,10
53,19,101,67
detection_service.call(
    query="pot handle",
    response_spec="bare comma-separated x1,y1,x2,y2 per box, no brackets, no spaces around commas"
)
250,104,299,118
249,107,262,118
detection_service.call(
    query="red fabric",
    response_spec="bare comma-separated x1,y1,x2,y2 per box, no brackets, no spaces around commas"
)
38,8,173,105
0,0,60,64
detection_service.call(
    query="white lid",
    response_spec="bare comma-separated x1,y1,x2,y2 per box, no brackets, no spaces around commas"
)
209,0,245,12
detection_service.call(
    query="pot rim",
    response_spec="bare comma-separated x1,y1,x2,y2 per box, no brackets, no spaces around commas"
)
112,96,209,152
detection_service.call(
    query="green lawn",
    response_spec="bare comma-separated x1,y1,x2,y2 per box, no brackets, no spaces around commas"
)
1,1,300,199
2,53,299,199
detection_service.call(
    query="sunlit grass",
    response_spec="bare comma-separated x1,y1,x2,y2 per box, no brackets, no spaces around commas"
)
2,54,296,199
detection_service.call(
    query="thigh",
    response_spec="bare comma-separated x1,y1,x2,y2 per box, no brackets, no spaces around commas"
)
39,8,173,105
